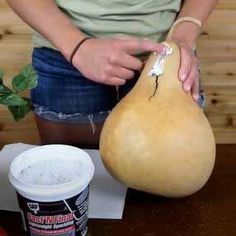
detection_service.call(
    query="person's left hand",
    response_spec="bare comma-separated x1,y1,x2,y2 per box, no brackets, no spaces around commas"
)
173,40,200,103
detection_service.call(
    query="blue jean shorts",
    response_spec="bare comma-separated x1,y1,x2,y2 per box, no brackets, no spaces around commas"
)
31,47,205,124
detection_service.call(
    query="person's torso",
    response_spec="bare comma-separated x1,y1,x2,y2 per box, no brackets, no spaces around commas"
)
33,0,181,49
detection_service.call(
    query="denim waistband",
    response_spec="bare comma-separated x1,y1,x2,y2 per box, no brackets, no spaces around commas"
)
31,47,205,125
31,47,119,115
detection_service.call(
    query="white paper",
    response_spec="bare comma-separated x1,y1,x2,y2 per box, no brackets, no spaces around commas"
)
0,143,127,219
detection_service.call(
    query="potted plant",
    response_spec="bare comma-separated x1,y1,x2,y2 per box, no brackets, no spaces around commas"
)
0,65,37,121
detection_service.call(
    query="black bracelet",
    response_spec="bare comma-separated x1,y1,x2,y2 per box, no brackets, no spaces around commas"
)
69,37,91,64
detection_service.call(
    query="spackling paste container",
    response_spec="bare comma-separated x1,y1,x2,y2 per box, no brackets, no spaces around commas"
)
9,145,94,236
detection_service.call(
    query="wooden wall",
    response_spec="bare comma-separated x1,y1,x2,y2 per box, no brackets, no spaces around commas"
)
197,0,236,143
0,0,236,147
0,0,39,147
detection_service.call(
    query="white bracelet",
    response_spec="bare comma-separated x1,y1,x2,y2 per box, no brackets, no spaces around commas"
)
167,16,202,42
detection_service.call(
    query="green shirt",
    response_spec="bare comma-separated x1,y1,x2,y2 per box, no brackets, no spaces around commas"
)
33,0,181,49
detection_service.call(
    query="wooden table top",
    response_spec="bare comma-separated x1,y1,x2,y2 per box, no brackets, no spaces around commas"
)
0,144,235,236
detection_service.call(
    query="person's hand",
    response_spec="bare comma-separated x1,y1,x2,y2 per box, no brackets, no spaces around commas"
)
170,20,202,103
173,40,200,102
71,37,167,86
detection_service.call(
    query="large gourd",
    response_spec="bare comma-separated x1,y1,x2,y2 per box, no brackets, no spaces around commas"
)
100,42,215,197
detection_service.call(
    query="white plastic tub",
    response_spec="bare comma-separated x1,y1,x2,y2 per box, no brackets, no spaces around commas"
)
9,144,94,236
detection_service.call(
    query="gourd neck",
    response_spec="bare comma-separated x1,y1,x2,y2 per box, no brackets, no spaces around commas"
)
134,42,182,96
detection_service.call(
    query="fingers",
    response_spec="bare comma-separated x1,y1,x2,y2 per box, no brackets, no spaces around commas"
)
179,47,192,82
179,44,200,103
117,38,167,55
111,66,135,80
105,38,165,85
106,77,126,86
191,63,200,102
74,37,166,86
101,64,135,85
102,64,135,85
109,54,143,71
192,77,200,102
183,59,199,93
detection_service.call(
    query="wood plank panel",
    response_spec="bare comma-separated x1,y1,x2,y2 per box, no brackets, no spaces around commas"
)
0,107,40,146
205,96,236,114
202,10,236,38
0,3,31,35
0,130,40,147
212,128,236,144
0,0,8,7
201,61,236,75
206,112,235,129
0,1,35,146
197,38,236,61
202,74,236,85
0,109,36,131
0,0,236,144
216,0,236,10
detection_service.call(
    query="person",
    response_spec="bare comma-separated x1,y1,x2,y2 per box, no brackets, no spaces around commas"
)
7,0,219,148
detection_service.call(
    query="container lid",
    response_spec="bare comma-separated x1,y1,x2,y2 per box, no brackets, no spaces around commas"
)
9,145,95,202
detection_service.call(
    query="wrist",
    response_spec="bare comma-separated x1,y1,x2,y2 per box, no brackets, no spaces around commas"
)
57,29,87,61
170,21,201,50
69,37,91,65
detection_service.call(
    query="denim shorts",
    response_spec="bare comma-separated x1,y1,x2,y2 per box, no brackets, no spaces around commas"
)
31,47,139,124
31,47,205,124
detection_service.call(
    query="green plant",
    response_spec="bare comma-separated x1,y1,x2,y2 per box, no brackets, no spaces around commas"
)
0,64,38,121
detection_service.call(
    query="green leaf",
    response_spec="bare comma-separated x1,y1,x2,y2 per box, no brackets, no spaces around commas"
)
0,65,35,121
0,93,28,106
0,69,3,83
0,69,12,94
8,98,32,121
0,84,12,95
12,64,38,93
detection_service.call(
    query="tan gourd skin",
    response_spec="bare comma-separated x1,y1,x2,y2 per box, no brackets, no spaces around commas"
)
99,42,215,198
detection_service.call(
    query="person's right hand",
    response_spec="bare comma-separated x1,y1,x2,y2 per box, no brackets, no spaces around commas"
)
71,37,167,86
